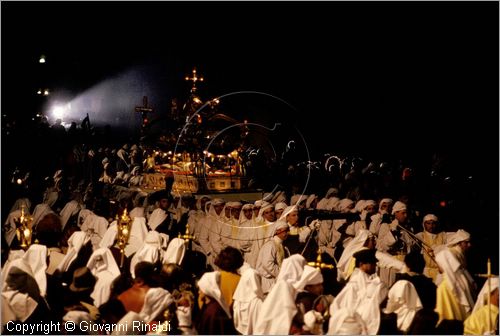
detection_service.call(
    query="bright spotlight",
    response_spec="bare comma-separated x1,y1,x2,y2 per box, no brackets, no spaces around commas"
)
39,55,46,63
52,106,66,119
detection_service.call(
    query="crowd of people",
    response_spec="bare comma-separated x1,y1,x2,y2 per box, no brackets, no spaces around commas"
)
2,163,498,334
1,118,498,335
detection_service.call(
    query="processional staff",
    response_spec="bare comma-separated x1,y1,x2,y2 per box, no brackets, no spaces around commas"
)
475,258,497,334
179,224,196,250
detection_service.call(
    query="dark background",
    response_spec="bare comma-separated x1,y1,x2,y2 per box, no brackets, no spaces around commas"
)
3,2,498,155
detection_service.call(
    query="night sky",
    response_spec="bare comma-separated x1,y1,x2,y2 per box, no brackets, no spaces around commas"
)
2,2,499,164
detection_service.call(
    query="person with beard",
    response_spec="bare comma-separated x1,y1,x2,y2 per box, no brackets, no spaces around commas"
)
377,201,415,288
415,214,449,282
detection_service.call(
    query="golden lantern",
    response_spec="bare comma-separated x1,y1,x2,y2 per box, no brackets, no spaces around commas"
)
16,206,33,250
116,209,132,267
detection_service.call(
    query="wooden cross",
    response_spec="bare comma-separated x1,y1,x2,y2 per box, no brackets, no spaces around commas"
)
185,68,204,92
476,258,497,333
135,96,154,127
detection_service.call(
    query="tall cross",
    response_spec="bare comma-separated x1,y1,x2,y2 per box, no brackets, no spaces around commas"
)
476,258,497,333
135,96,154,128
185,68,204,92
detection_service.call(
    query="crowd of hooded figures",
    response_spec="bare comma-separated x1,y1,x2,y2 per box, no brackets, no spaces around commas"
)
2,138,498,335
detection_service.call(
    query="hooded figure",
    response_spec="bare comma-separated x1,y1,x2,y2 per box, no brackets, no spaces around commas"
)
254,202,276,249
435,229,476,324
22,244,47,297
1,258,49,327
196,271,237,335
59,199,82,230
81,212,110,251
415,214,448,281
233,268,265,335
139,287,174,323
255,220,291,294
162,238,186,265
464,277,499,335
369,198,393,237
129,231,164,279
254,273,300,334
329,250,388,335
199,198,226,267
383,280,423,333
57,231,91,273
276,254,307,286
86,247,121,307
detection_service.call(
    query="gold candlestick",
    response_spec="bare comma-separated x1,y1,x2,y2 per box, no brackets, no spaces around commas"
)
16,206,33,250
178,224,196,248
116,209,132,268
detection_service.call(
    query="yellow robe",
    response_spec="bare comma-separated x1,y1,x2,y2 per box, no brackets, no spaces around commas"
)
419,231,445,282
435,276,468,324
463,304,498,335
220,270,241,308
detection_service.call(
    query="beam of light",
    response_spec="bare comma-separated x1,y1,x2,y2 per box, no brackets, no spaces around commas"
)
43,65,171,130
52,104,69,120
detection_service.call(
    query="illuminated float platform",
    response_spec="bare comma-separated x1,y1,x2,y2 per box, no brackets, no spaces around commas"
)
141,161,263,202
137,68,263,202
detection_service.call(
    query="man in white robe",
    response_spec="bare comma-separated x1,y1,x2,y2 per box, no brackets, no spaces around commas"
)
237,204,260,268
434,229,476,324
369,198,393,237
187,195,210,255
199,199,226,268
328,249,388,335
346,200,377,238
220,201,243,249
255,221,290,294
337,229,407,284
254,202,276,249
414,214,449,282
376,201,415,287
